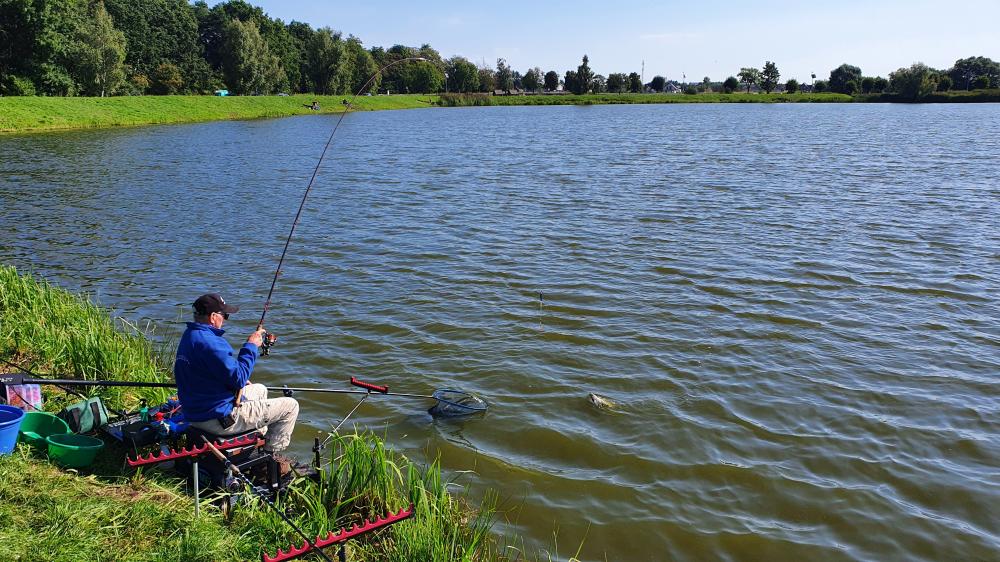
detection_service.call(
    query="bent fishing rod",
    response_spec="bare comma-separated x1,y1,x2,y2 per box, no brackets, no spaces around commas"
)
255,56,429,356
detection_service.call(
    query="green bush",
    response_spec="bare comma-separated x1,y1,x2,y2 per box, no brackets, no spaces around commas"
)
1,75,37,96
972,75,991,89
437,93,494,106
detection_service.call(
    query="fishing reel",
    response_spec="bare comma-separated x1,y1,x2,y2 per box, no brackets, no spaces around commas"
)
260,331,277,356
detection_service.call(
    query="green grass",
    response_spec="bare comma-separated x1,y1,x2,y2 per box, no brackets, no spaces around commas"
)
0,94,438,134
857,88,1000,103
438,91,854,106
0,445,258,561
0,265,173,410
0,264,506,561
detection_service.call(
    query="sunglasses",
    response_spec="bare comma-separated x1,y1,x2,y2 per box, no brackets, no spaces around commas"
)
215,311,230,320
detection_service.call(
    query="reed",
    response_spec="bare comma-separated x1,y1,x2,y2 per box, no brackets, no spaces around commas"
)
234,432,502,561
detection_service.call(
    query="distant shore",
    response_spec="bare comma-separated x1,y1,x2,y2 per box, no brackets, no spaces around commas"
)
0,94,437,134
2,89,997,134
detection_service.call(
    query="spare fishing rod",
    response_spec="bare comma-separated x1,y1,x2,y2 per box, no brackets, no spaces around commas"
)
255,55,430,357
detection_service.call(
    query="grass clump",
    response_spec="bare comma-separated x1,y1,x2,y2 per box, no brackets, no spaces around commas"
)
0,264,172,409
235,432,500,561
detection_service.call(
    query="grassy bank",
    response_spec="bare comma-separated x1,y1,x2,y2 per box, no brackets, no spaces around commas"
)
0,265,503,561
0,94,438,134
857,88,1000,103
439,92,853,106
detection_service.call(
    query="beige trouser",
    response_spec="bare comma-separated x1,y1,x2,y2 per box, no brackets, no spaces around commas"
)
190,383,299,452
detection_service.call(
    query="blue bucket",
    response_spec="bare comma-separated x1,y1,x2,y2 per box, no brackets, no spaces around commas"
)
0,405,27,455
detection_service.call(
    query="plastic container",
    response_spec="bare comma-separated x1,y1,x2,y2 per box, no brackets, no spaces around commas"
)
18,412,70,448
0,405,27,455
46,433,105,468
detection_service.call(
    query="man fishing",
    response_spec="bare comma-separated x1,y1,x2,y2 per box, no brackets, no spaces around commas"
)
174,293,299,470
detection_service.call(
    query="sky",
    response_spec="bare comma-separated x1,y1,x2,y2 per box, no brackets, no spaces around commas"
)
233,0,999,82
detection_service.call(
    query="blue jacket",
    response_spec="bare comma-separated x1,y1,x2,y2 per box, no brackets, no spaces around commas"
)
174,322,258,422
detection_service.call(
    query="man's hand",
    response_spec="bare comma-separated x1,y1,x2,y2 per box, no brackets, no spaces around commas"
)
248,328,265,347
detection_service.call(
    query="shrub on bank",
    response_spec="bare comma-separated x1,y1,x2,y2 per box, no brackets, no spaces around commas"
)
859,89,1000,103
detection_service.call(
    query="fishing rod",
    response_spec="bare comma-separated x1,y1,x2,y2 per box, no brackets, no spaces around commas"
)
0,373,415,395
2,371,485,417
255,55,430,356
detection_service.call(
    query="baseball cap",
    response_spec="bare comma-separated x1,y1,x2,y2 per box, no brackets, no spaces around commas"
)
193,293,240,316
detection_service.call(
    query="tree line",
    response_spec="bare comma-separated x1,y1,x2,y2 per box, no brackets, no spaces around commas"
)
1,1,997,99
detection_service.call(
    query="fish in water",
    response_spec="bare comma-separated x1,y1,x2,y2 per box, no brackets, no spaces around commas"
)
588,393,618,411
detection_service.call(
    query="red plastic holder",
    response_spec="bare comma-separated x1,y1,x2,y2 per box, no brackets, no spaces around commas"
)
350,376,388,394
262,505,414,562
126,434,262,467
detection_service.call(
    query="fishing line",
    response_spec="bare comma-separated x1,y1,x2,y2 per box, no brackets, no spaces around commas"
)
256,56,429,340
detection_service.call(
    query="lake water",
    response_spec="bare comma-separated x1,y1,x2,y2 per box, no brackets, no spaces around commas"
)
1,103,998,561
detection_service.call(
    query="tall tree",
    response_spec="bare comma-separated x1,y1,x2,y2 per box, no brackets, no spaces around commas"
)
606,72,626,93
649,75,665,92
760,61,779,93
828,63,862,94
889,62,936,101
286,20,314,92
627,72,642,93
575,54,592,94
220,17,282,94
410,59,442,93
342,36,377,94
304,27,342,94
543,70,559,91
948,56,1000,90
104,0,203,90
0,0,84,95
446,56,478,92
563,70,578,94
738,67,760,92
477,66,494,92
522,67,541,92
495,57,513,92
415,43,445,92
73,1,127,97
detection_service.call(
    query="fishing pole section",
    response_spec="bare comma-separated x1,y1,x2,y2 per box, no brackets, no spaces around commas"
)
0,372,487,418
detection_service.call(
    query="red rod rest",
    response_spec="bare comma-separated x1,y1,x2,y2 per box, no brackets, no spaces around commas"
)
126,434,261,466
350,376,388,394
262,505,414,562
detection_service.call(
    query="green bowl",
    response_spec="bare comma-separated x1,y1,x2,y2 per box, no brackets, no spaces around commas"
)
19,412,70,448
46,433,104,468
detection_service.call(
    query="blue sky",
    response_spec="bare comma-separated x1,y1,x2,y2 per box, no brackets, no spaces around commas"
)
237,0,999,82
